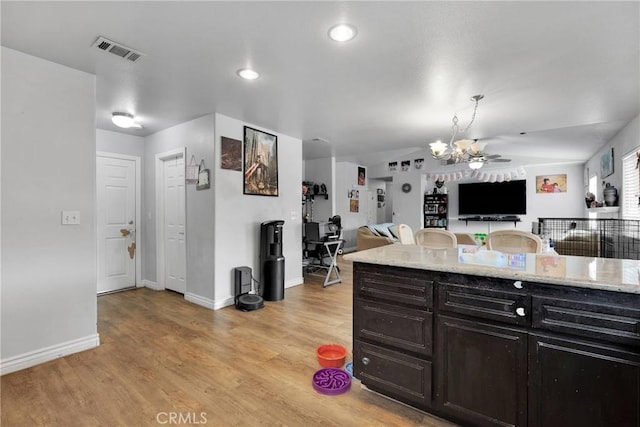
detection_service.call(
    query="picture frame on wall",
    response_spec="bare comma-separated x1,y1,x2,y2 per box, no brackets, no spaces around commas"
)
536,174,567,193
243,126,278,196
600,147,614,178
358,166,366,186
220,136,242,171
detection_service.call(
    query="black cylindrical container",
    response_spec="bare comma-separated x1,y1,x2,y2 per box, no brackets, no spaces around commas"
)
260,220,285,301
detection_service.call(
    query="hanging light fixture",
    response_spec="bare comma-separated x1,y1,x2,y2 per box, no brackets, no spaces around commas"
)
429,95,486,168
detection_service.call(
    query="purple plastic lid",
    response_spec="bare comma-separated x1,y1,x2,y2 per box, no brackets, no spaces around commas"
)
312,368,351,395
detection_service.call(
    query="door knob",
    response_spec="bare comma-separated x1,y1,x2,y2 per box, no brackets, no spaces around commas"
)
516,307,526,317
362,357,370,366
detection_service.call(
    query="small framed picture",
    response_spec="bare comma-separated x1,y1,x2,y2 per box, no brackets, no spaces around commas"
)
600,147,614,178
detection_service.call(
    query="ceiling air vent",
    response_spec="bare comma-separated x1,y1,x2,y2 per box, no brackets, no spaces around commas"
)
91,36,145,63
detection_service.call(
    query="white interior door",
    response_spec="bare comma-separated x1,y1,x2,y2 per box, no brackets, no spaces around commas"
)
366,190,376,224
163,155,186,293
97,155,136,293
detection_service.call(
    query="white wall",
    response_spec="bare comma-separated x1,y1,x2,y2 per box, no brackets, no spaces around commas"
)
143,115,216,304
585,114,640,205
1,48,98,371
368,148,586,236
96,129,145,158
444,163,586,236
304,157,333,222
214,114,302,308
335,162,370,250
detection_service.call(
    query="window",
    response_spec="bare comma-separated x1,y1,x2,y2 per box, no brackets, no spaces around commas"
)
622,150,640,220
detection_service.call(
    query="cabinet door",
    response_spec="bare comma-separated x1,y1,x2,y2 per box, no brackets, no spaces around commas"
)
354,340,432,409
436,315,528,427
529,333,640,427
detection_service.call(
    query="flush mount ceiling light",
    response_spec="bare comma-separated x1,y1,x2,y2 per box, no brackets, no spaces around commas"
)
112,112,142,129
328,24,357,42
237,68,260,80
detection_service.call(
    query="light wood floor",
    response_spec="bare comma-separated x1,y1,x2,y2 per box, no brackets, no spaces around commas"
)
1,257,456,426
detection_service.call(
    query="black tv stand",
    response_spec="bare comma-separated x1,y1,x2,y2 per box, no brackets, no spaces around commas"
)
459,216,521,226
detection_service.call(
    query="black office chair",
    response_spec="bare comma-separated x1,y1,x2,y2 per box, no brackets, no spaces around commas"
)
327,215,343,255
304,222,327,266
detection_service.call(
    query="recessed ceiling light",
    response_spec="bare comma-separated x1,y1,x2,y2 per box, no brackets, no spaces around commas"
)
328,24,357,42
237,68,260,80
112,112,142,129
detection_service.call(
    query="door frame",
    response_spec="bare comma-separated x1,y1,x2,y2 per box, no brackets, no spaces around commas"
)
155,147,187,291
96,151,143,287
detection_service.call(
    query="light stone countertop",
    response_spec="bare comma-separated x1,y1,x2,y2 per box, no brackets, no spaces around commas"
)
344,244,640,294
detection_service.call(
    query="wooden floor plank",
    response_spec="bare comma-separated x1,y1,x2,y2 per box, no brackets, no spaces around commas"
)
1,257,457,426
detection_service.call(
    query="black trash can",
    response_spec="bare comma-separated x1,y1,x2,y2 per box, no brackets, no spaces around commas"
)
260,220,285,301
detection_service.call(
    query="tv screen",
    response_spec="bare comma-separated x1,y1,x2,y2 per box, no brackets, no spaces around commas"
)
458,180,527,215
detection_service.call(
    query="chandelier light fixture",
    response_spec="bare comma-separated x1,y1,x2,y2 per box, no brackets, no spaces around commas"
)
429,95,488,169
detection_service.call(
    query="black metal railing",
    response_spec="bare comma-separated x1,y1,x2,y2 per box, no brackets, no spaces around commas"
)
538,218,640,260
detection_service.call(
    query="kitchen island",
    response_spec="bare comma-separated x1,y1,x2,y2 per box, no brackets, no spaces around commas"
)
345,244,640,427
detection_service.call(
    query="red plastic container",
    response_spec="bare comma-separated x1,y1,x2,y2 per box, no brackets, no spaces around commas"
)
316,344,347,368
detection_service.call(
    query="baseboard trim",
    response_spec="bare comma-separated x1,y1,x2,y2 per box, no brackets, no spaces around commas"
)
185,292,216,310
1,334,100,376
285,277,304,288
213,296,235,310
141,280,163,291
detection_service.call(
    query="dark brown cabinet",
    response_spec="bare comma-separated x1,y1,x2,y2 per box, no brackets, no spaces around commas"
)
353,263,434,410
436,315,528,427
352,262,640,427
354,340,432,408
529,333,640,427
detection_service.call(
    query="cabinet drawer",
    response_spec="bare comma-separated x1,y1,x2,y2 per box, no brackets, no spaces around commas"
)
437,283,530,326
355,299,432,356
532,296,640,347
355,265,433,309
354,340,432,409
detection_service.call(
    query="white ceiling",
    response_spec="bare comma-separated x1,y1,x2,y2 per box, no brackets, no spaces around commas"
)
2,1,638,167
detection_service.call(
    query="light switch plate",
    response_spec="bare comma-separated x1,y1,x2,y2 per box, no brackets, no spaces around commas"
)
62,210,80,225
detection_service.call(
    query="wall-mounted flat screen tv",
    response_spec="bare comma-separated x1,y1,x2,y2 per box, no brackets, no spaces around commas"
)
458,180,527,215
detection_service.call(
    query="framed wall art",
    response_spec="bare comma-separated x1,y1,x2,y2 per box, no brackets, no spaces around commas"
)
536,174,567,193
220,136,242,171
600,147,614,178
243,126,278,196
358,166,366,186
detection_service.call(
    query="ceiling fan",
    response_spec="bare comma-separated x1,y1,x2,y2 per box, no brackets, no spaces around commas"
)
439,139,512,169
429,95,512,169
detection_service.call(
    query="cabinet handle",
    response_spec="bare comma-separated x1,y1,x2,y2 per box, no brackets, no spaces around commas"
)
362,357,370,366
513,281,523,289
516,307,526,317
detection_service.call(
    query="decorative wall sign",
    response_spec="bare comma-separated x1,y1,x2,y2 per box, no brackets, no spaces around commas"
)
196,164,210,191
243,126,278,196
414,158,424,170
186,155,200,184
220,136,242,171
401,160,410,172
600,147,614,178
388,161,398,172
